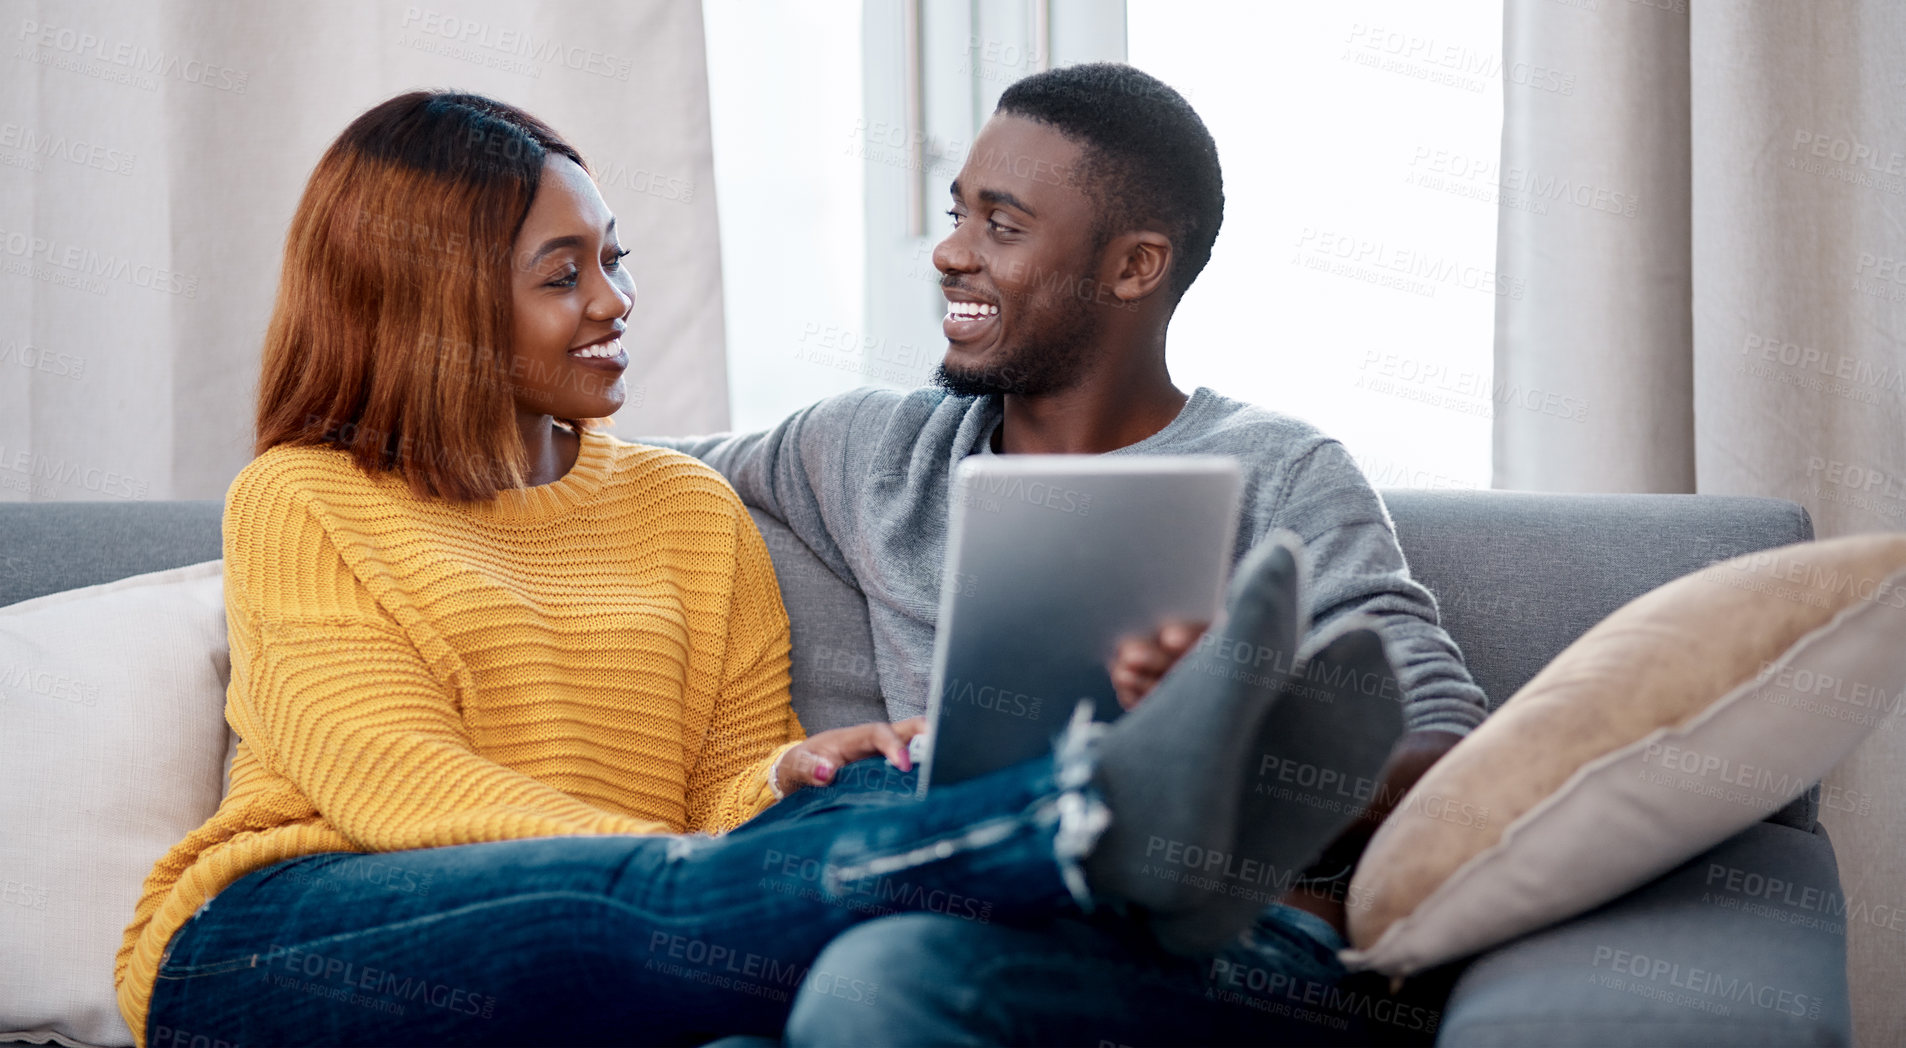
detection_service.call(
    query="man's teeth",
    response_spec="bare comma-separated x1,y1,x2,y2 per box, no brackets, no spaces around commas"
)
946,302,999,320
571,337,621,359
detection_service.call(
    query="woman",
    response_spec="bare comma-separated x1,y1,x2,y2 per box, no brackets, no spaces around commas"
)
115,92,1389,1047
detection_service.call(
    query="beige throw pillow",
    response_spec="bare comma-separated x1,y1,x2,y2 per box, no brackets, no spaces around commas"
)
1344,535,1906,977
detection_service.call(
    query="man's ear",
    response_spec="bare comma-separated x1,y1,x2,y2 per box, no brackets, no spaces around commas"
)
1108,230,1174,303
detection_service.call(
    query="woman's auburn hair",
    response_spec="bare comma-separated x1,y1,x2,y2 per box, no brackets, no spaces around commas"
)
255,91,590,502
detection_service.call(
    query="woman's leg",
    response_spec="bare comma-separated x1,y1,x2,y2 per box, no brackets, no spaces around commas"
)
148,753,1082,1047
147,533,1399,1045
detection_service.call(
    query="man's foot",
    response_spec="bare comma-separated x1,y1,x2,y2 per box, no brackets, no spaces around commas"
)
1082,532,1304,954
1135,618,1406,951
1239,620,1406,936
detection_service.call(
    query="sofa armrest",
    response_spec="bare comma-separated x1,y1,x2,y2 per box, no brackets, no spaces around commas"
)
1436,821,1851,1046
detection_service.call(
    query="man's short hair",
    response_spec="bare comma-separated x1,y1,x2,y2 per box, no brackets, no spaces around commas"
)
996,63,1224,300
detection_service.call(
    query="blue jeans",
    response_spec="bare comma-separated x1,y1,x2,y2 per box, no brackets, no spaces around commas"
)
732,756,919,831
146,756,1071,1047
765,761,1413,1047
783,904,1418,1047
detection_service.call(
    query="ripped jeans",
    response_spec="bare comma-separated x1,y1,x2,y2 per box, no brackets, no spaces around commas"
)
144,752,1099,1047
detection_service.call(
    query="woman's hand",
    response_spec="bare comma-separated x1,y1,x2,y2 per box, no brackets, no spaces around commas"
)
774,717,929,794
1110,620,1208,710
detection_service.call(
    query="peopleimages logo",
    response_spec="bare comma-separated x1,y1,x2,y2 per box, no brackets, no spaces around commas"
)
1589,946,1822,1019
0,443,148,500
1407,147,1639,218
1295,228,1527,301
0,123,136,175
1740,333,1906,393
1724,549,1906,608
1638,741,1876,818
0,661,100,707
0,225,199,299
1791,128,1906,176
1705,862,1906,935
761,848,995,923
260,943,496,1019
1206,960,1442,1034
939,676,1042,720
16,19,249,92
0,340,85,379
397,7,633,81
957,473,1093,517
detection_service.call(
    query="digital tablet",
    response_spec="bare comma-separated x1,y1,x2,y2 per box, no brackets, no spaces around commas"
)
916,455,1243,792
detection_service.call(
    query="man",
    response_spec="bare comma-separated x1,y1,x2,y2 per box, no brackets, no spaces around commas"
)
650,63,1487,1045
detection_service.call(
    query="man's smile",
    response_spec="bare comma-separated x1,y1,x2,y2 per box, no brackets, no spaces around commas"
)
943,292,1000,343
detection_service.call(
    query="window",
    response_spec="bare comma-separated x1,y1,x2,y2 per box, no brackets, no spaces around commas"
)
703,0,867,432
1128,0,1504,488
707,0,1504,490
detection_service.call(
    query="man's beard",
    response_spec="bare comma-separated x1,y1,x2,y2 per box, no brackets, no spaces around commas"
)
932,289,1102,398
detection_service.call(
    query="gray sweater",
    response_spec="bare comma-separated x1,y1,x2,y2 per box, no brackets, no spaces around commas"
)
648,386,1488,735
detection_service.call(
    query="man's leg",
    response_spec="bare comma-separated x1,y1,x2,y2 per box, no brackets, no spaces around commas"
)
785,904,1382,1047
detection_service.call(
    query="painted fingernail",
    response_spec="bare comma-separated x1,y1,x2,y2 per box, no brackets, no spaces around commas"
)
814,762,833,783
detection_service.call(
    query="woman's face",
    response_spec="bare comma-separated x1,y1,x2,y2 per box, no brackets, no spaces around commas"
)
507,157,635,421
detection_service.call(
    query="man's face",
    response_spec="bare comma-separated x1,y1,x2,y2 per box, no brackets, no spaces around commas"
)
931,114,1110,397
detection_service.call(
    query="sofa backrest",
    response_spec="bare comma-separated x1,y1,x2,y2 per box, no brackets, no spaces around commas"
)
1379,490,1814,706
0,491,1820,827
0,493,1817,715
747,508,887,733
0,500,224,608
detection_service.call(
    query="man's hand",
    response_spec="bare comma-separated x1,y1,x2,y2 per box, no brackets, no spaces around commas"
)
774,717,928,794
1110,620,1208,709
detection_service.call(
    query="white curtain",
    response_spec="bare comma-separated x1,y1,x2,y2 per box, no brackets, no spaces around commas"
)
1496,2,1906,1041
1492,0,1693,493
0,0,729,503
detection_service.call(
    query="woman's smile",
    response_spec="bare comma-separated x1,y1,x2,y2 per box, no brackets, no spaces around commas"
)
568,330,627,368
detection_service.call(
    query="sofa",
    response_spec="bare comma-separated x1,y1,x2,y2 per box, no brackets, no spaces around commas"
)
0,490,1851,1046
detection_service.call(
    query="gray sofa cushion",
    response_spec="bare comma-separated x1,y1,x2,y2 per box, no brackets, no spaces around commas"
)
1381,490,1819,832
1380,490,1814,706
1437,821,1851,1046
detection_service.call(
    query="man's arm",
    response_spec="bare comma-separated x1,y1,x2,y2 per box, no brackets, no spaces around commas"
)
1108,437,1488,931
1269,439,1489,736
1112,438,1489,729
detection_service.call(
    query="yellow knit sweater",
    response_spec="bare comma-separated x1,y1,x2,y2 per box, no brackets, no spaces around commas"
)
114,427,805,1045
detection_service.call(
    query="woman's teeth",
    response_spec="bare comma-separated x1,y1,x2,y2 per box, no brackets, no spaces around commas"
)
571,337,621,359
946,302,998,320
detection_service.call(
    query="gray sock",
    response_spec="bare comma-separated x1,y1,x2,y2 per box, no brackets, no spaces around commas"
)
1083,531,1305,953
1201,619,1406,941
